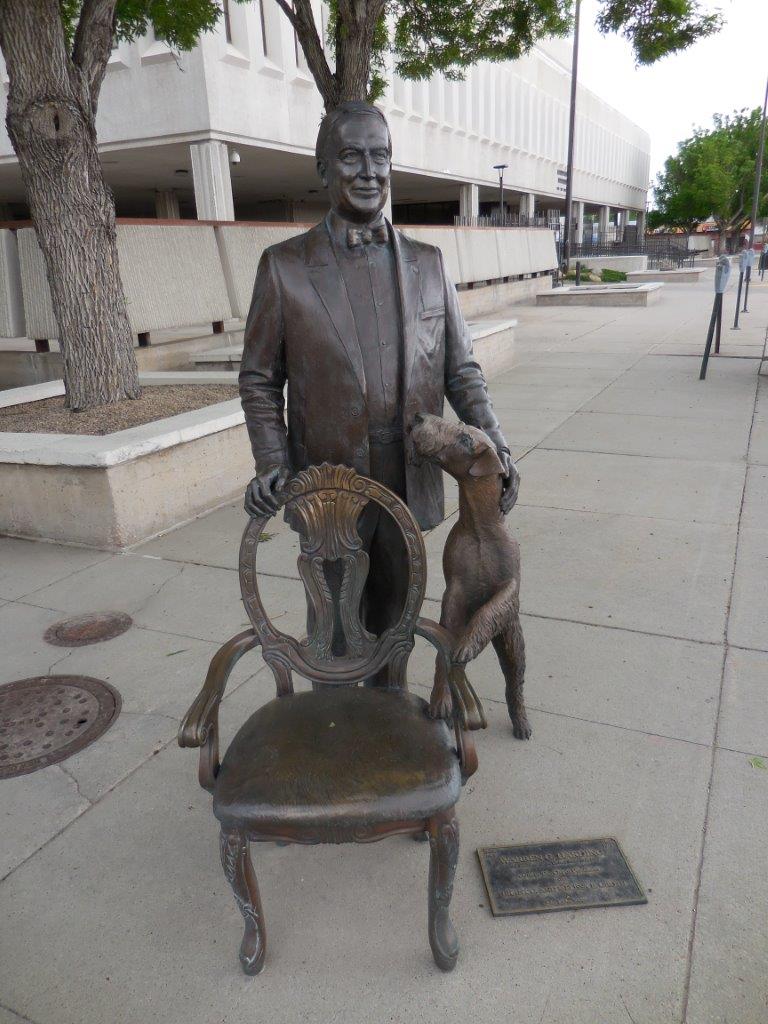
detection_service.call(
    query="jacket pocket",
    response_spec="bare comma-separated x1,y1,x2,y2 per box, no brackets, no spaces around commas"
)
419,306,444,321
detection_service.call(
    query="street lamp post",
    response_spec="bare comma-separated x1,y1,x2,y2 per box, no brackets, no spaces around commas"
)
562,0,581,269
493,164,508,224
743,73,768,312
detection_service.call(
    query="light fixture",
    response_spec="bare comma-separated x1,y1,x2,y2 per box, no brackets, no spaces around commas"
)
230,150,241,165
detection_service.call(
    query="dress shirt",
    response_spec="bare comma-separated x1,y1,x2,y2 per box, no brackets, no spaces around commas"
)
326,211,403,432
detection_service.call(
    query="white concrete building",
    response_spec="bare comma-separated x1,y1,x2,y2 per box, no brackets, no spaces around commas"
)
0,3,650,232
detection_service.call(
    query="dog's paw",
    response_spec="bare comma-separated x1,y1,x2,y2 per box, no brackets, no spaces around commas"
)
510,713,532,740
453,637,483,665
428,685,453,721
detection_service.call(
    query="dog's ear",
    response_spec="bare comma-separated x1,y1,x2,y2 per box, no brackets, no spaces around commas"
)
469,446,505,478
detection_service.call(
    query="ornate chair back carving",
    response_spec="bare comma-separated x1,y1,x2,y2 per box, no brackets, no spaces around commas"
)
239,464,426,693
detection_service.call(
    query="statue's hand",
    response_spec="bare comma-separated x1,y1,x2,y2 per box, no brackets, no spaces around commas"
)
244,465,291,518
498,448,520,515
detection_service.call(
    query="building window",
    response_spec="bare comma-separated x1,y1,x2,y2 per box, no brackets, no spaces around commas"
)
222,0,232,42
258,0,269,56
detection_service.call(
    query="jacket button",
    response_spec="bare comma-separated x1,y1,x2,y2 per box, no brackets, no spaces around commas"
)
350,406,361,417
355,446,367,458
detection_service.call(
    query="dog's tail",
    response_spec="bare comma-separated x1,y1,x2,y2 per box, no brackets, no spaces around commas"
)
454,580,519,664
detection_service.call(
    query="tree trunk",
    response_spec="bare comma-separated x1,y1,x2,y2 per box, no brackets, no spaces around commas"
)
0,0,139,410
336,15,374,102
280,0,386,109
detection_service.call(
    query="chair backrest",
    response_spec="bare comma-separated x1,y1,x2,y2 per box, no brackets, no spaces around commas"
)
239,464,426,693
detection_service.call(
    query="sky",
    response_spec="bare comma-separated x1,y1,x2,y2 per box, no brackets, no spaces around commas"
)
574,0,768,189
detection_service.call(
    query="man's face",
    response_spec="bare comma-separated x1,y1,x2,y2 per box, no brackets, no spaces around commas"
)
318,113,391,222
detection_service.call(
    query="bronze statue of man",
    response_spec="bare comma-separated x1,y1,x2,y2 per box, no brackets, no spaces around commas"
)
240,101,518,664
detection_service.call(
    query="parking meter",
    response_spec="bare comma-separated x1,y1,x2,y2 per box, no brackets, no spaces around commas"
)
715,255,731,294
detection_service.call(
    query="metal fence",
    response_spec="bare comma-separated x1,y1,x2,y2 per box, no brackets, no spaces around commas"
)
560,235,697,270
454,213,557,229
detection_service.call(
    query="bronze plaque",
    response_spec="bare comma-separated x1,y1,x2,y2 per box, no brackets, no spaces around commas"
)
477,837,647,916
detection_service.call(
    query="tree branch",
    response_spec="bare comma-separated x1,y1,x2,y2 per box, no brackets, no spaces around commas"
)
72,0,118,111
274,0,338,109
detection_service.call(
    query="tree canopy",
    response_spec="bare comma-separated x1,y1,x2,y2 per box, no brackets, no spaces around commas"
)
652,109,768,240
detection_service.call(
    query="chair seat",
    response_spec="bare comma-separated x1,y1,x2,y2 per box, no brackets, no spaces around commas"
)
213,687,461,833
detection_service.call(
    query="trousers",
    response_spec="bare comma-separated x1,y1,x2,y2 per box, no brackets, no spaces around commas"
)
307,438,411,687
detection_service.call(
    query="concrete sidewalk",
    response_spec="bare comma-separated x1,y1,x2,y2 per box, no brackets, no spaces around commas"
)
1,275,767,1024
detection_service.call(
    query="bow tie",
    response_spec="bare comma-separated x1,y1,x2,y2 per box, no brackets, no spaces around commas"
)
347,223,388,248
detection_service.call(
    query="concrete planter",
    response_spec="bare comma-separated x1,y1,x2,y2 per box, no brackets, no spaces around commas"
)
0,373,251,549
537,283,663,307
627,268,709,284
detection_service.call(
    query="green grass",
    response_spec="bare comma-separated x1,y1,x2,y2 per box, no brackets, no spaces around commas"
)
600,268,628,283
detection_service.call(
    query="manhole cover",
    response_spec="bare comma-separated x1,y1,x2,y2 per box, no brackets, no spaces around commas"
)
0,676,121,779
44,612,133,648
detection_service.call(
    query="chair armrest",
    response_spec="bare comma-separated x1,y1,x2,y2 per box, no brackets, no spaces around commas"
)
178,629,259,792
414,618,487,731
178,628,259,747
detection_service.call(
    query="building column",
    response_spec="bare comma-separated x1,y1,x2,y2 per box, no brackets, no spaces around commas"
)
155,190,180,219
616,209,627,239
598,205,610,237
573,200,585,244
520,192,536,223
459,183,479,221
190,141,235,221
636,209,647,241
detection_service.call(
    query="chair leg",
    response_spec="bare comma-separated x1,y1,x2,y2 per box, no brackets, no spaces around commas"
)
219,828,266,976
427,809,460,972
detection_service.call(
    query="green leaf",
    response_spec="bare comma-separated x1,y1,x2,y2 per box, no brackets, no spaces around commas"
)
748,756,768,771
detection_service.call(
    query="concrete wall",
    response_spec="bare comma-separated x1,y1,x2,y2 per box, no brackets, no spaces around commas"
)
119,224,231,333
397,226,557,286
216,223,304,319
0,351,62,389
17,224,233,340
17,230,57,341
0,231,25,338
4,222,556,343
458,274,552,318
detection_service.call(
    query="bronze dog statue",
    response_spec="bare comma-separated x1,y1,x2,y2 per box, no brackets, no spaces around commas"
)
410,414,530,739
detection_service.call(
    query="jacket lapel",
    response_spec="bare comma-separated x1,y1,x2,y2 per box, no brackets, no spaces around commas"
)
305,222,366,397
391,226,420,396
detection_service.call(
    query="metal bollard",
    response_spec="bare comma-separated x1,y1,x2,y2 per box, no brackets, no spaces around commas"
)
575,261,581,286
701,256,731,379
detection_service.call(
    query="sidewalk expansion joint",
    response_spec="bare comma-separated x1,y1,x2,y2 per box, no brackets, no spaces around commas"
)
513,499,740,529
537,444,749,466
680,344,762,1024
0,1000,46,1024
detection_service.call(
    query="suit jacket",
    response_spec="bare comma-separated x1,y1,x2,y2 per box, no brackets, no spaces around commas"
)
239,218,506,531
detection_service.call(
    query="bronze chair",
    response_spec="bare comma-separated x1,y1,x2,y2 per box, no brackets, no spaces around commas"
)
179,464,486,975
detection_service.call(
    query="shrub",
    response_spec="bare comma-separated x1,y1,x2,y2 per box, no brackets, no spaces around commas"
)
601,269,628,283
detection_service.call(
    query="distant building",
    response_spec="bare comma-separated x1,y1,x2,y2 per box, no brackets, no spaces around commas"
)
0,2,650,237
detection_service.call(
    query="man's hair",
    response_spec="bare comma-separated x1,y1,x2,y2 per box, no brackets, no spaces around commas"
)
315,102,392,164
